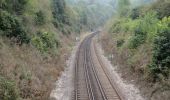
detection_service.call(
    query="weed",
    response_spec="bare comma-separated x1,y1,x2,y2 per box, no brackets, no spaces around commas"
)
0,76,20,100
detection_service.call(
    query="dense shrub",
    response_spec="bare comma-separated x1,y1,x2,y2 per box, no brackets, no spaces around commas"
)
0,76,19,100
157,17,170,32
149,17,170,80
149,29,170,80
35,10,46,25
129,26,147,49
117,39,125,47
52,0,70,25
0,10,30,44
0,0,28,15
32,31,60,52
130,8,141,19
142,11,159,41
110,18,140,34
129,11,159,49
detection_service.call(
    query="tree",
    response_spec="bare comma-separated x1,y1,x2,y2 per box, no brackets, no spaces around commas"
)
150,28,170,79
52,0,67,23
0,0,29,14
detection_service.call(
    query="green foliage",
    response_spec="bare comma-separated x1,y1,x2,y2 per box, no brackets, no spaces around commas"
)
35,10,46,25
52,0,74,34
109,18,140,33
129,11,159,48
52,0,70,25
0,0,29,15
149,28,170,80
157,17,170,32
149,17,170,80
32,31,59,53
141,11,159,41
107,0,170,82
130,7,141,19
0,10,30,44
117,39,125,47
129,25,147,49
0,76,19,100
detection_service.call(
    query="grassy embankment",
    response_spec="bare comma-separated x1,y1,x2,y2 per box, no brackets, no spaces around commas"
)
101,0,170,99
0,0,78,99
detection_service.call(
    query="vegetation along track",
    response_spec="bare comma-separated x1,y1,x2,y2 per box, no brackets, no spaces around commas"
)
73,32,123,100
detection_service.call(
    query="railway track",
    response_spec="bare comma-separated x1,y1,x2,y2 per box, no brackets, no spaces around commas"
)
73,32,123,100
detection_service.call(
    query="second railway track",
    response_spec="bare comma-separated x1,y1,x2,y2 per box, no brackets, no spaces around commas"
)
73,32,123,100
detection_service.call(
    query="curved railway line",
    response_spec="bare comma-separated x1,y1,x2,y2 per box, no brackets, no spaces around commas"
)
73,32,123,100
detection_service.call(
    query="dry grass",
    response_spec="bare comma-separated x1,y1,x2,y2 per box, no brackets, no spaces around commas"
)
0,36,73,99
0,0,78,99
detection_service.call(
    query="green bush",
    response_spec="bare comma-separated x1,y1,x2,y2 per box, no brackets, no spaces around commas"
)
149,26,170,80
157,17,170,32
129,11,159,49
117,39,125,47
52,0,70,25
130,7,141,19
0,76,19,100
0,0,28,15
129,25,147,49
142,11,159,41
0,10,30,44
35,10,46,25
32,31,60,52
32,36,45,52
109,18,140,34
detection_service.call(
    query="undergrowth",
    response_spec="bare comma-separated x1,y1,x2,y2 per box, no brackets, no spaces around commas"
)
106,0,170,82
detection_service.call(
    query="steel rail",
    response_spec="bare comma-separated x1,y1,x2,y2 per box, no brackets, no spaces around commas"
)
87,38,108,100
93,39,123,100
74,31,123,100
83,42,95,100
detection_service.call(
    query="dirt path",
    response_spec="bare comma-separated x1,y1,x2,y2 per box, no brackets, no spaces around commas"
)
50,41,77,100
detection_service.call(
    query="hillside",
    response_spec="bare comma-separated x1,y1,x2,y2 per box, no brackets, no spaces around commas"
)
0,0,116,99
101,0,170,99
0,0,76,99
